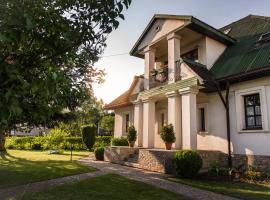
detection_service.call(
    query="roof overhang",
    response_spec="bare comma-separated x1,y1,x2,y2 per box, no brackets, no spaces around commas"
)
130,14,236,58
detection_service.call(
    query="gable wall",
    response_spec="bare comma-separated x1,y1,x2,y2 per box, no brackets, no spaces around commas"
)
138,19,186,51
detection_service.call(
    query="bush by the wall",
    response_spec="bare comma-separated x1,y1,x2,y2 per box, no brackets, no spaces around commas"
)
95,136,112,146
82,125,96,150
111,137,128,146
172,150,203,178
94,147,104,160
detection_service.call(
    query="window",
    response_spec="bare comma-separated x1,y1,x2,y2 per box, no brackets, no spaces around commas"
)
244,94,262,130
235,86,269,133
125,114,130,132
255,32,270,48
161,113,165,127
199,108,206,131
181,49,198,62
197,104,208,133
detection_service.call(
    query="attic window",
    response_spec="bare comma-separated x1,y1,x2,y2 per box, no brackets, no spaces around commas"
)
156,26,160,32
255,32,270,48
223,28,231,35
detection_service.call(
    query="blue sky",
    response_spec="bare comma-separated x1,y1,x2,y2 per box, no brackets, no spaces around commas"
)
93,0,270,103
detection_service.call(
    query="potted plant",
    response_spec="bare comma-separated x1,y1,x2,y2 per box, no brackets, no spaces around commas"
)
127,125,137,147
160,124,176,150
150,69,157,77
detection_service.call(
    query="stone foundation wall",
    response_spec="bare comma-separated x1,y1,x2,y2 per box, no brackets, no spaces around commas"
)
232,154,270,173
138,149,176,173
104,146,138,164
137,149,228,173
104,147,270,174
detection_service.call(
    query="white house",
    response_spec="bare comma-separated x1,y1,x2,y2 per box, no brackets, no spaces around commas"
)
105,14,270,169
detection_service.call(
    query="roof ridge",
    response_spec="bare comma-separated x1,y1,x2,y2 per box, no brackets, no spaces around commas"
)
220,14,270,30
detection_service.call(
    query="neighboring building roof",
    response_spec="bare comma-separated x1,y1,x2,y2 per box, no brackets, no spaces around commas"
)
130,14,236,57
211,15,270,80
104,76,141,110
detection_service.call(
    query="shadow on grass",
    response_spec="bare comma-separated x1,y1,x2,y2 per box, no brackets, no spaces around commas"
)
0,151,95,189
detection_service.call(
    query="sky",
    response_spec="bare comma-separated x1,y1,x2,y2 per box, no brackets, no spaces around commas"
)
93,0,270,104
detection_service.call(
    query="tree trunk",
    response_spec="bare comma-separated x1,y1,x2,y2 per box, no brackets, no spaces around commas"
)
0,133,6,152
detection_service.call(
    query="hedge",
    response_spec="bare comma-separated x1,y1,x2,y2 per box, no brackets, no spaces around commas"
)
5,136,112,151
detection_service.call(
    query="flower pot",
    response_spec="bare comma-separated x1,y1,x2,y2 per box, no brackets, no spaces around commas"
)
128,141,135,147
165,143,172,150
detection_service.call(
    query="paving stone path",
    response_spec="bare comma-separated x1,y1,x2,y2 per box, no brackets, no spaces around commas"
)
0,156,241,200
79,157,241,200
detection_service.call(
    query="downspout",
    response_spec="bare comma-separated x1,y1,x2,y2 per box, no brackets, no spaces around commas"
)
216,80,232,168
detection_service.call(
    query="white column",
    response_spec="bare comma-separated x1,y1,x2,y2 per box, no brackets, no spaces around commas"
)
144,47,156,90
167,33,181,83
166,91,182,149
133,100,143,147
179,87,198,150
142,98,155,148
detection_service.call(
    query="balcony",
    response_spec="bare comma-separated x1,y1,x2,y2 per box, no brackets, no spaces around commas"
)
148,60,184,89
149,67,168,89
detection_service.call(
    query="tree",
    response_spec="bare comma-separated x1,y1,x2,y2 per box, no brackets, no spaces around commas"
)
0,0,131,151
100,115,115,135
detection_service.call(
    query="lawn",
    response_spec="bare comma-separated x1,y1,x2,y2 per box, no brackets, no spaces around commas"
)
0,150,95,188
169,177,270,200
21,174,190,200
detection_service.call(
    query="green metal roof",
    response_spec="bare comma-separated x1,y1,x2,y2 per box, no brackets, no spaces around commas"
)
211,15,270,79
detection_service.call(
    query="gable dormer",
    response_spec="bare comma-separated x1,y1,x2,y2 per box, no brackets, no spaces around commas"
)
130,15,236,90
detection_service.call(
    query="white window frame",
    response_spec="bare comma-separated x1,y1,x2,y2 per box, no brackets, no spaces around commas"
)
197,103,209,135
235,86,269,133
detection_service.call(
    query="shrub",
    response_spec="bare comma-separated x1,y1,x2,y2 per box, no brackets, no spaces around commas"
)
95,136,112,146
160,124,176,143
94,147,104,160
82,125,96,150
47,128,69,150
172,150,203,178
111,137,128,146
244,166,262,180
127,125,137,141
209,160,221,176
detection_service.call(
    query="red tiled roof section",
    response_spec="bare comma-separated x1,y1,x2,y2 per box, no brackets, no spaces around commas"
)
104,76,141,110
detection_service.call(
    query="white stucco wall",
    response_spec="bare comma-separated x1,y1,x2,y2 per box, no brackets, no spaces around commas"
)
197,77,270,156
205,36,226,69
114,106,134,137
138,19,186,50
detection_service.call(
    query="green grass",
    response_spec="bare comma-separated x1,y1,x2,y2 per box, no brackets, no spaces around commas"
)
169,177,270,200
0,150,95,189
21,174,190,200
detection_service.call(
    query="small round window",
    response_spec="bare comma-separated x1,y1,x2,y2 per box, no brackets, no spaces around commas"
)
156,26,160,32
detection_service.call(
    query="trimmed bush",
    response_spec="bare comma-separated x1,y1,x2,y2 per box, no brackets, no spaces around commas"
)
160,124,176,143
127,125,137,142
82,125,96,150
94,147,104,160
5,135,111,150
172,150,203,178
111,137,128,146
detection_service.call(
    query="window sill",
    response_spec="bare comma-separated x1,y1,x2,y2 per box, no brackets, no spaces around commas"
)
198,131,209,136
238,129,269,133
